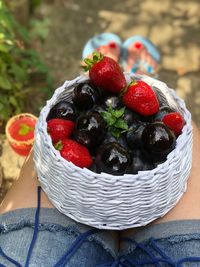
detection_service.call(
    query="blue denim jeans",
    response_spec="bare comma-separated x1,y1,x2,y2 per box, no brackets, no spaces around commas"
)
0,187,200,267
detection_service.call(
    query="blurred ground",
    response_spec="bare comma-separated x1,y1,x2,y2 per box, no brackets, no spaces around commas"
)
0,0,200,201
38,0,200,126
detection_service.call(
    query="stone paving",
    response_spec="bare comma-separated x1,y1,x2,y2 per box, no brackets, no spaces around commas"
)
0,0,200,202
38,0,200,126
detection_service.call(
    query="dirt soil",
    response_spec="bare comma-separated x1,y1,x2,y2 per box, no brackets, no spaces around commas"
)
0,0,200,202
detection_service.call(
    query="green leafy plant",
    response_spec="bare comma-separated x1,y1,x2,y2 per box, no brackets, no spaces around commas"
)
30,18,51,41
101,106,128,138
30,0,42,13
0,0,52,125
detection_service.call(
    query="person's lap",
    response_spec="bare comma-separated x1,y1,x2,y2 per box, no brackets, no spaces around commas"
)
0,154,118,266
0,123,200,266
0,207,116,267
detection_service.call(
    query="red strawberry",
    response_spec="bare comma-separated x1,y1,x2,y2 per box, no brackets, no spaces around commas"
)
58,139,93,168
47,118,74,143
83,52,126,93
122,80,159,116
162,112,185,136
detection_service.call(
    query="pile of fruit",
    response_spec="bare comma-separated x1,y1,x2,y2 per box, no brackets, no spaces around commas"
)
46,52,185,175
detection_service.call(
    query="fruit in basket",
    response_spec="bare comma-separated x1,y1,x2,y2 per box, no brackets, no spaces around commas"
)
127,150,155,174
47,77,185,172
103,95,123,109
101,106,129,139
72,82,100,110
96,142,131,175
83,52,126,93
124,108,140,126
47,101,77,121
141,122,176,161
122,80,159,116
154,106,177,121
103,131,128,149
74,112,106,148
126,123,146,149
46,54,186,173
162,112,185,136
47,118,74,143
57,139,93,168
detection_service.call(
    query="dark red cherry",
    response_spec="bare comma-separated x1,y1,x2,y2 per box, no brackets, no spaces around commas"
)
47,101,77,121
103,131,128,149
141,122,176,161
95,142,131,175
72,82,100,110
74,112,106,148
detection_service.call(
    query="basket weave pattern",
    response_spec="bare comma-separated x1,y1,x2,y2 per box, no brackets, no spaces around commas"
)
33,74,193,230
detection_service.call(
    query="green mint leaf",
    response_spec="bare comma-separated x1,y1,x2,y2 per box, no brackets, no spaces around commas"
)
101,111,111,121
101,112,116,125
108,105,113,113
109,117,117,125
113,107,125,118
101,106,128,138
114,119,129,131
19,124,34,135
110,127,121,138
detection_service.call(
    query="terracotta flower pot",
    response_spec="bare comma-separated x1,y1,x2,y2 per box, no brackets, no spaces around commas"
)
6,113,37,156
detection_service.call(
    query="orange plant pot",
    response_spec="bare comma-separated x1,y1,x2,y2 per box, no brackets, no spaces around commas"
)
6,113,37,156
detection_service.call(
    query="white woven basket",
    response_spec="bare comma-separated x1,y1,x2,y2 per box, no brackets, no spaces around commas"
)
33,73,193,230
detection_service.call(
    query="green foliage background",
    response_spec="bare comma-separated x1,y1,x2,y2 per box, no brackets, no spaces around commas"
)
0,0,52,124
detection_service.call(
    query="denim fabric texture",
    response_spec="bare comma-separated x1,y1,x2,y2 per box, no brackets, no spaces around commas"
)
0,208,116,267
121,220,200,266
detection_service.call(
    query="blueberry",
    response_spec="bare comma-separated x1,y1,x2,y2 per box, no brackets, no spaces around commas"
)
127,150,155,174
139,114,155,123
124,108,140,126
154,106,177,121
47,100,77,121
126,123,146,149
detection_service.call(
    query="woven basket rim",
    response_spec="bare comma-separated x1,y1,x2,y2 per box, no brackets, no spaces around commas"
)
6,113,37,146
